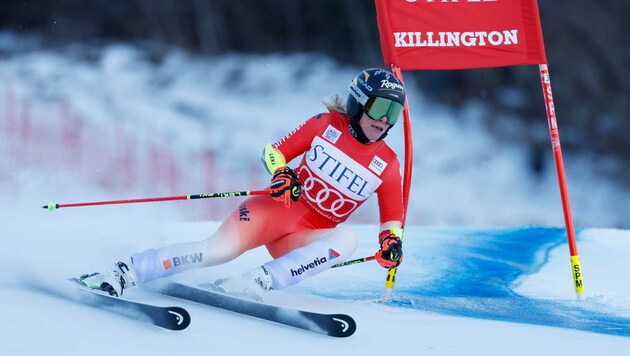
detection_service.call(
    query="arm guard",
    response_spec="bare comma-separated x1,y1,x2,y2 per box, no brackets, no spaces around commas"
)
261,143,287,175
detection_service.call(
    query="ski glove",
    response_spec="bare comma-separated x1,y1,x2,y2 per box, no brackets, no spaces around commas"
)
270,166,301,208
375,230,403,269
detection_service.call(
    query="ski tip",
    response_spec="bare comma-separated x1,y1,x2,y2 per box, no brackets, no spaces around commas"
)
166,306,191,330
327,314,357,337
67,277,85,287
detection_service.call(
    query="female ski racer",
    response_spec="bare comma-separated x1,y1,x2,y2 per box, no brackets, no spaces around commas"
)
79,68,406,299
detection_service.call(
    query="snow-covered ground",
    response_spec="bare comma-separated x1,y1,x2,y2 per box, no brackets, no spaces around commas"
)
1,217,629,355
1,34,629,355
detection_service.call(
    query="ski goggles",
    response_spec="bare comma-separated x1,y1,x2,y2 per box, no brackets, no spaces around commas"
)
363,96,404,125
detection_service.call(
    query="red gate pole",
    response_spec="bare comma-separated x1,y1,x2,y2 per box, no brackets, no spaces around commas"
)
539,64,584,298
380,64,414,302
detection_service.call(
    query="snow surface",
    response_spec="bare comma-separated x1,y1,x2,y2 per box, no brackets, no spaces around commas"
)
1,36,629,355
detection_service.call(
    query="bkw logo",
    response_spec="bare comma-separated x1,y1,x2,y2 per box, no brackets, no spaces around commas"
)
162,253,203,270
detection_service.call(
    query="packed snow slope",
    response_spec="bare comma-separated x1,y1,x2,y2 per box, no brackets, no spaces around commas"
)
1,36,629,355
1,213,629,356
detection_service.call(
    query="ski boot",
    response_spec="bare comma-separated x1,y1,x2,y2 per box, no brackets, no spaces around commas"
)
78,260,139,297
207,266,273,302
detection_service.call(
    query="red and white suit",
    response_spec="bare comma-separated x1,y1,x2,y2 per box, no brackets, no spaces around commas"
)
131,111,403,289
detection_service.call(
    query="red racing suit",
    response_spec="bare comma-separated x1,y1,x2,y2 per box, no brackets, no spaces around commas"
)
273,110,403,226
130,110,404,285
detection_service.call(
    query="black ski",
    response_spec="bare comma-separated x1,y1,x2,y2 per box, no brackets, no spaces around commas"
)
150,281,356,337
64,280,190,331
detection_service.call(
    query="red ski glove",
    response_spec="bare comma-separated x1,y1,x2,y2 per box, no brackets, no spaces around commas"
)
375,230,403,269
270,166,301,208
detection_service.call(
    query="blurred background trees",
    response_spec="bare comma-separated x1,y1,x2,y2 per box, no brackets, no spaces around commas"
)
1,0,628,181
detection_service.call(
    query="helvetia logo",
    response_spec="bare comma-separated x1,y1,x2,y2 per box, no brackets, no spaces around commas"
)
290,249,340,277
291,256,327,277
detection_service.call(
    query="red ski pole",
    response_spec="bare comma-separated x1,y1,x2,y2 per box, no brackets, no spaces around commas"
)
43,189,269,211
331,255,376,268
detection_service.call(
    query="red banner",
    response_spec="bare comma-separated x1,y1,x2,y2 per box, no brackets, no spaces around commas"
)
375,0,547,70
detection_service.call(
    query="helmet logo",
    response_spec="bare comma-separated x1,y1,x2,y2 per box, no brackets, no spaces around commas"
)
348,81,369,105
358,78,373,92
380,79,405,92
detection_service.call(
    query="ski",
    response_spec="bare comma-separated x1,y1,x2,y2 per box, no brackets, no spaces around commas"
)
150,281,356,337
64,279,191,331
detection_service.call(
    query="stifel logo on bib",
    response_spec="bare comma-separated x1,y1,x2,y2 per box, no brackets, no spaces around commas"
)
299,137,382,220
